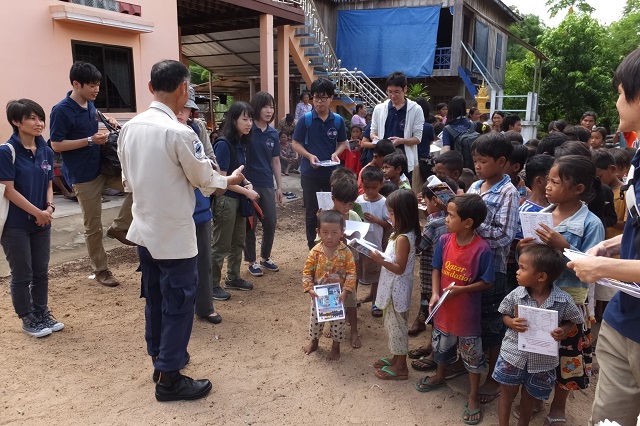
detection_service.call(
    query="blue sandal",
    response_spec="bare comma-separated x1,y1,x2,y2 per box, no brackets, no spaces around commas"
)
372,305,383,317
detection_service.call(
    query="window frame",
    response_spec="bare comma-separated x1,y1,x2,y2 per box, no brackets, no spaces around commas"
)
71,40,137,113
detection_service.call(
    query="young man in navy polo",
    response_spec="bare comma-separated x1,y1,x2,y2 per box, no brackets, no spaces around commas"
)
291,78,348,249
50,61,133,287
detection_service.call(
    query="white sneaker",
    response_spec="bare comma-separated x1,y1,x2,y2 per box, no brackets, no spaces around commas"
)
22,314,52,338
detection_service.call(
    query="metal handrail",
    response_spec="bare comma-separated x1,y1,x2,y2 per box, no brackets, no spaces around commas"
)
460,42,500,92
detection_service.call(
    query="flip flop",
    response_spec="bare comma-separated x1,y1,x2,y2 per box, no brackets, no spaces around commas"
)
411,356,437,371
372,305,383,317
287,194,298,199
408,346,432,359
479,391,500,404
373,357,393,369
544,416,567,426
463,402,482,425
375,366,408,381
513,403,543,420
415,376,446,392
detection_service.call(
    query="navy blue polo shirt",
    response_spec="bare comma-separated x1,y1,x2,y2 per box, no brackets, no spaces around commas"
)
384,102,407,153
50,91,100,185
245,123,280,188
292,109,347,178
417,122,435,158
0,134,54,231
214,138,246,199
603,149,640,343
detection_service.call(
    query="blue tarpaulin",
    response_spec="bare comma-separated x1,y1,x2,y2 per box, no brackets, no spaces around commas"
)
336,7,440,78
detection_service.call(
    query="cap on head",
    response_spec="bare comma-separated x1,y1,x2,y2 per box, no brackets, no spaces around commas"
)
185,86,199,111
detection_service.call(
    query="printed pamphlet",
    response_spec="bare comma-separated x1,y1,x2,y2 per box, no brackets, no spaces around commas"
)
517,304,559,357
314,283,346,322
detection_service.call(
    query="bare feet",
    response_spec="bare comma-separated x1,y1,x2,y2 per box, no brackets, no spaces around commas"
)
358,295,374,304
408,316,427,336
591,355,600,375
327,341,340,361
323,329,332,339
302,339,319,355
351,333,362,349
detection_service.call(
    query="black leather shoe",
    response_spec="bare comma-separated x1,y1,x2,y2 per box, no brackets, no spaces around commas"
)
198,312,222,324
155,371,212,402
153,353,190,383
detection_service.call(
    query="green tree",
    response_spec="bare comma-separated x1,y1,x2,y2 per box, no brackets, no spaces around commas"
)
506,14,546,62
623,0,640,14
545,0,594,18
189,62,210,85
607,10,640,64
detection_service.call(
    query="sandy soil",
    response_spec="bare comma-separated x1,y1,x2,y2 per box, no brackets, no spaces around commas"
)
0,200,595,425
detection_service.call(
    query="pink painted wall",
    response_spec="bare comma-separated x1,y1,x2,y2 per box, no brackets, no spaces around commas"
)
0,0,180,139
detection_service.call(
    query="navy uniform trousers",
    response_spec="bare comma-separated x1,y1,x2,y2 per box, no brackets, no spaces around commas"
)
138,246,196,372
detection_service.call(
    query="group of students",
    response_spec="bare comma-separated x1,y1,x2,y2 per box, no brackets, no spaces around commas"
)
294,70,640,425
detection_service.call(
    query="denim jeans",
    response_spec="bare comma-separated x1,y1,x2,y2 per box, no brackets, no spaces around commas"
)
1,227,51,318
244,186,277,263
195,219,214,317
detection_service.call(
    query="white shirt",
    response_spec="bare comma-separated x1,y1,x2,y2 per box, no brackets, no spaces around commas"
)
356,194,388,247
118,101,227,259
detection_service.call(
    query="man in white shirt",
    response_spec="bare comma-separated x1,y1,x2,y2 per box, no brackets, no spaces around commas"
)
118,60,244,402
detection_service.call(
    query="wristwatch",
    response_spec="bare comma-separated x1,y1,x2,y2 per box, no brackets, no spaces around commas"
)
87,136,94,146
46,202,56,212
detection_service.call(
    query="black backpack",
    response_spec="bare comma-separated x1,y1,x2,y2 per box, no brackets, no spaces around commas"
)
444,122,479,171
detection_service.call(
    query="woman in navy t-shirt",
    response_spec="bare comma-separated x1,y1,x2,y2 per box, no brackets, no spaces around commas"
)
0,99,64,338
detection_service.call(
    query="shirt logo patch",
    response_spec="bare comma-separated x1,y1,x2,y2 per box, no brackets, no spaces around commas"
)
193,140,205,160
399,119,406,131
327,127,338,140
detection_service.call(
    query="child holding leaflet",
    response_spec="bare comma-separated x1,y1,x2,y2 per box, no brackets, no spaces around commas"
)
415,194,495,425
494,244,583,426
369,189,420,380
356,166,392,317
302,210,356,361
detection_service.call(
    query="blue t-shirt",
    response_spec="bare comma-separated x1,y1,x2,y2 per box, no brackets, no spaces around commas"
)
604,150,640,343
0,134,54,231
443,117,474,147
384,102,407,154
417,122,435,158
245,123,280,188
214,137,246,199
50,91,100,185
292,109,347,178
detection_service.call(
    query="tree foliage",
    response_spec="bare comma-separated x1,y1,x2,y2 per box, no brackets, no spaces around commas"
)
189,62,210,85
545,0,595,17
506,14,546,63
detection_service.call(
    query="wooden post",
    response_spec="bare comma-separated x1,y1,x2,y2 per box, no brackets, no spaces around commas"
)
260,14,275,95
277,25,290,120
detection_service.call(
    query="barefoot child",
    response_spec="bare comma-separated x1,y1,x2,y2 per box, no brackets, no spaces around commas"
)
302,210,356,361
369,189,420,380
415,194,494,425
356,166,392,317
382,151,411,190
494,244,583,426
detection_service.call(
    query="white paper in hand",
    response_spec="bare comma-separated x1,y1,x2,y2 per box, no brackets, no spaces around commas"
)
316,192,333,211
519,211,554,242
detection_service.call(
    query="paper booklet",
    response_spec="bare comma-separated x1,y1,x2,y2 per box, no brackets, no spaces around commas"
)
347,238,393,262
316,192,333,211
345,220,370,240
519,211,554,243
517,304,559,357
426,175,456,205
424,284,454,325
563,249,640,298
314,283,346,322
314,160,340,167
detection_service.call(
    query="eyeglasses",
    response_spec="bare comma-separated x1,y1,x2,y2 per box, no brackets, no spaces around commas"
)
386,90,403,96
313,96,330,102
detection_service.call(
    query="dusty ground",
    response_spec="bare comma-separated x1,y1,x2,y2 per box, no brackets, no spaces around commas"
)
0,199,595,425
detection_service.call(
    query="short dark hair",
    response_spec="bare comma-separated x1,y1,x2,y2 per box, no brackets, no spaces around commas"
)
548,119,568,133
509,141,529,170
331,172,359,203
592,148,616,170
355,103,365,113
317,209,345,230
330,166,357,186
519,244,566,285
554,140,591,159
610,148,632,171
581,111,597,121
436,103,448,114
451,194,487,230
6,99,45,134
69,61,102,86
380,180,398,197
422,176,458,201
220,101,253,145
250,91,275,123
504,130,524,144
435,150,464,174
386,71,407,89
525,154,555,188
310,78,335,97
502,114,521,132
536,132,568,155
150,60,190,93
592,127,608,140
374,139,396,157
614,48,640,102
447,96,467,121
471,132,513,161
386,189,420,237
563,125,591,143
383,151,408,176
361,165,384,183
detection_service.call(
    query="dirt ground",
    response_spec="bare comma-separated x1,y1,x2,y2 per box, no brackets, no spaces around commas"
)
0,199,595,425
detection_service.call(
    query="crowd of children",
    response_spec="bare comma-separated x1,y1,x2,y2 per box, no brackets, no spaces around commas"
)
299,92,636,424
